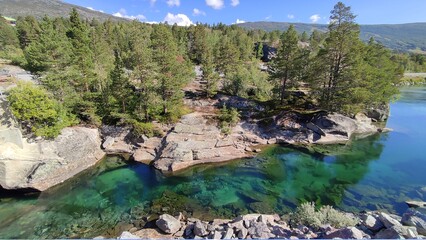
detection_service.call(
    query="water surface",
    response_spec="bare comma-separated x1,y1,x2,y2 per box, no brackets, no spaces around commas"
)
0,86,425,238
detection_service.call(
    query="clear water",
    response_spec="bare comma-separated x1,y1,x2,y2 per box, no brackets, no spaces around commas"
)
0,86,425,238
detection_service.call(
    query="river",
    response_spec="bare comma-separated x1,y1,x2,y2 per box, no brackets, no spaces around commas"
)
0,86,425,238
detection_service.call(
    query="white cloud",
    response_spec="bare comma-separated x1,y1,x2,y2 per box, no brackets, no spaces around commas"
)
163,13,194,26
265,15,272,20
113,8,146,21
86,7,104,13
310,14,321,23
206,0,224,9
231,0,239,7
287,14,294,19
233,19,246,24
193,8,206,16
166,0,180,7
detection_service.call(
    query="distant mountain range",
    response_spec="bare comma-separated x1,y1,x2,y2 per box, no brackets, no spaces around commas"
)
238,21,426,52
0,0,124,22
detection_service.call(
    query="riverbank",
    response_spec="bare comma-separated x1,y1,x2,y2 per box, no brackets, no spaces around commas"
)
114,204,426,239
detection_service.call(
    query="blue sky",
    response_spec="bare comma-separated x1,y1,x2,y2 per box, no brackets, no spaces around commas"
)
63,0,426,26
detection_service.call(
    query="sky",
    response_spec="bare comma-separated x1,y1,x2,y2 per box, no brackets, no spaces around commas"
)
63,0,426,26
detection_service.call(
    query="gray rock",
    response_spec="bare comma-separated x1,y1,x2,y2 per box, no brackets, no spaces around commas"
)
223,228,234,239
194,220,208,237
362,214,385,232
405,200,426,208
367,105,390,122
378,212,403,229
102,136,115,149
374,227,405,239
118,231,141,239
237,227,248,239
156,214,181,234
0,127,105,191
248,221,270,238
402,208,426,235
325,227,364,239
212,230,223,239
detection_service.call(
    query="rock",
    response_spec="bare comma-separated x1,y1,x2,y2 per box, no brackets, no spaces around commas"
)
0,127,105,191
212,230,223,239
253,149,262,153
223,228,234,239
237,227,248,239
133,228,173,239
118,231,141,239
156,214,181,234
366,105,390,122
102,136,115,149
193,220,208,237
325,227,364,239
405,200,426,208
378,212,403,229
306,122,326,136
245,146,253,152
133,148,156,164
362,214,385,232
154,113,248,172
270,225,291,238
248,221,270,239
374,227,405,239
401,208,426,235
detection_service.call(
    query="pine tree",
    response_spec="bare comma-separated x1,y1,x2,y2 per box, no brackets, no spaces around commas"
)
312,2,363,112
110,50,131,114
151,24,193,119
269,25,300,104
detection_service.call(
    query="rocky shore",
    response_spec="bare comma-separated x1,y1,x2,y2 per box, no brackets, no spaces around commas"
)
114,205,426,239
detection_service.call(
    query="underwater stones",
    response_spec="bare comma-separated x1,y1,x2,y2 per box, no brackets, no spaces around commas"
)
156,214,181,234
405,200,426,208
401,208,426,235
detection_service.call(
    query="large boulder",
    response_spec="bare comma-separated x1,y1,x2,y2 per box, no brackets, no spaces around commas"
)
401,208,426,235
0,127,105,191
154,113,248,172
156,214,181,234
367,104,390,122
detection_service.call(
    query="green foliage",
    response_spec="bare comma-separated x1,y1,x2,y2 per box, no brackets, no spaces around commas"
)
218,105,240,134
7,82,76,138
126,120,162,138
291,202,359,229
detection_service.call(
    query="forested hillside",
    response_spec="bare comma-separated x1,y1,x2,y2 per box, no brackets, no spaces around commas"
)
0,0,124,22
239,21,426,52
0,2,410,139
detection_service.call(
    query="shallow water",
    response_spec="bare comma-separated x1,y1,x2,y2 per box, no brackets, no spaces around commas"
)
0,86,425,238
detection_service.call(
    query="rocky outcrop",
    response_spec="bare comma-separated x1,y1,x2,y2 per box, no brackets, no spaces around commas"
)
367,104,390,122
272,111,380,145
153,113,249,172
0,127,105,191
100,126,134,154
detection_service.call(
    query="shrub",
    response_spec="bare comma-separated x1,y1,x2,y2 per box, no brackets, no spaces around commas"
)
218,105,240,134
127,119,162,138
291,202,359,229
7,81,76,138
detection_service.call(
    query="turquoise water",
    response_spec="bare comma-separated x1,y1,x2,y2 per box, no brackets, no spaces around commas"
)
0,86,425,238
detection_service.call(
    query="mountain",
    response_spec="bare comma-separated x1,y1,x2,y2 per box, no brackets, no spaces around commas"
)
0,0,124,22
238,21,426,52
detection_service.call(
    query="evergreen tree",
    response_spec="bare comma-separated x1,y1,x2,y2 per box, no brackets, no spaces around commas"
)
151,24,193,120
312,2,363,112
16,16,41,49
110,50,131,114
269,25,300,104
